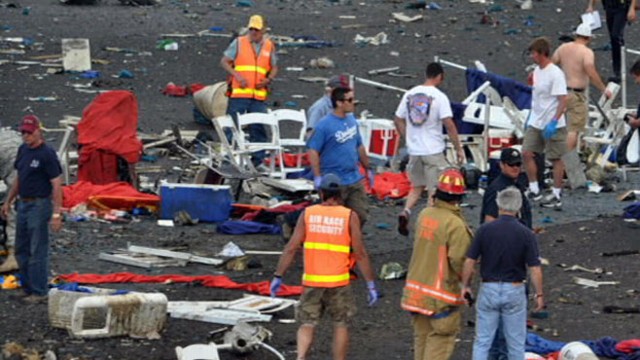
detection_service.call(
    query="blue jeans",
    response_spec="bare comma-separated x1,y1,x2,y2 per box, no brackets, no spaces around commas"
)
15,198,52,296
226,97,268,165
473,283,527,360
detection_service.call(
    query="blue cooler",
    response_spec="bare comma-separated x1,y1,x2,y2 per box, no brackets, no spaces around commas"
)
160,183,232,222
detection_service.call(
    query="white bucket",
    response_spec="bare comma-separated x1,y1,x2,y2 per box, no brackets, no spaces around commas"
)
193,82,229,120
559,342,599,360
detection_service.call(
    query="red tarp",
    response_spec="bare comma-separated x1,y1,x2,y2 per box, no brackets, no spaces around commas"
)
57,272,303,297
63,181,159,210
362,168,412,200
77,90,142,184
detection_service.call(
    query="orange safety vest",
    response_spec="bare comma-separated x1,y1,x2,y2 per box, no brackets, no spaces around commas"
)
230,35,274,101
302,205,352,288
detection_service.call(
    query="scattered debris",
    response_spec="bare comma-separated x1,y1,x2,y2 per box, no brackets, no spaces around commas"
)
573,277,620,288
379,262,407,280
309,57,334,69
392,12,423,23
354,32,389,46
602,305,640,314
368,66,400,75
62,38,91,72
601,249,640,257
559,264,605,274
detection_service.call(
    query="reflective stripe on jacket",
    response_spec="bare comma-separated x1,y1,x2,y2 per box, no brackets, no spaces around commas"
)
401,199,473,316
230,36,274,101
302,204,352,288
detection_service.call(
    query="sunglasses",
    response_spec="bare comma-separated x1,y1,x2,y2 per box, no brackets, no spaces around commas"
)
341,97,355,103
21,130,34,135
505,162,522,167
249,28,261,32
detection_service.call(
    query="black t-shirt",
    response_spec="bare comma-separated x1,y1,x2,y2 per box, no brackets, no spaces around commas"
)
479,172,532,229
467,215,541,282
14,143,62,198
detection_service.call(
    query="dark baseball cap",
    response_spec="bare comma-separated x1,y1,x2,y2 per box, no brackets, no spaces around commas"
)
500,147,522,165
20,114,41,133
327,74,350,89
320,173,342,190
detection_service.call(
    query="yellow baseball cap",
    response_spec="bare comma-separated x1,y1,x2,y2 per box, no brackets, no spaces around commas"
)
247,15,265,30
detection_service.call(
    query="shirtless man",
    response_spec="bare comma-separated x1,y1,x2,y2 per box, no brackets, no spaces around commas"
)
552,22,612,151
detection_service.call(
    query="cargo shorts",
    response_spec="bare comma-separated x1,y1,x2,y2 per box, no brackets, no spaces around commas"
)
341,180,368,226
522,127,568,160
295,285,357,327
406,153,449,190
565,91,588,133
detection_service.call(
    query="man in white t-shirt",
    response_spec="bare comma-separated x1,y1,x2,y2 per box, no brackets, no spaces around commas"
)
523,37,568,209
393,62,464,236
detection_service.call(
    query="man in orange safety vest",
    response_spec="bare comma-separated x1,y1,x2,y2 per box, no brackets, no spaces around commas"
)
220,14,278,165
270,173,378,360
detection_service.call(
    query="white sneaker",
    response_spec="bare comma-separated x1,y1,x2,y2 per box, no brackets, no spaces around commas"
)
540,193,562,209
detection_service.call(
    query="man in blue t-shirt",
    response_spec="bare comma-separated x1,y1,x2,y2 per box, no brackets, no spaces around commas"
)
1,115,63,304
307,87,373,226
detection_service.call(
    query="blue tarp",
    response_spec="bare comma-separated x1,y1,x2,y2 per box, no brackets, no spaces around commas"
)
217,220,282,235
465,68,532,110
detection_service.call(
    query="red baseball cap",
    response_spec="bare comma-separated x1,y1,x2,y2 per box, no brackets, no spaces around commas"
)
20,114,41,133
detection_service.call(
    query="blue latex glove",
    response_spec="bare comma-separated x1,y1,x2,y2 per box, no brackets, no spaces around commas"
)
313,176,322,190
543,119,558,139
270,277,282,297
367,169,375,187
366,281,379,306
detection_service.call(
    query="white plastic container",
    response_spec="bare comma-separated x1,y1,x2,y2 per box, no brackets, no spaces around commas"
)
559,341,599,360
70,292,167,339
48,286,167,339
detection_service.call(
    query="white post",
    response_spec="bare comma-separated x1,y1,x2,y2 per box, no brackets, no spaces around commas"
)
622,46,627,109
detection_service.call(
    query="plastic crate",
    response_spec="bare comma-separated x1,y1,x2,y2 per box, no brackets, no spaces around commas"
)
160,183,232,223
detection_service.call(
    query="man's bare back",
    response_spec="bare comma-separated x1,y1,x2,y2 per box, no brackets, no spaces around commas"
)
552,42,594,89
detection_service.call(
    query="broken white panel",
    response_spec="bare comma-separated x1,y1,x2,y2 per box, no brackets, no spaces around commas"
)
170,308,272,325
62,38,91,72
168,294,298,315
260,178,313,192
128,244,224,266
99,251,187,268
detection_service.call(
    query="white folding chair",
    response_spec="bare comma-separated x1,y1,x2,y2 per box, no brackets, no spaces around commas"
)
236,112,291,179
269,109,307,168
210,114,257,174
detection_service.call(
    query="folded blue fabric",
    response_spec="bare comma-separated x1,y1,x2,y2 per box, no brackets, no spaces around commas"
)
217,220,282,235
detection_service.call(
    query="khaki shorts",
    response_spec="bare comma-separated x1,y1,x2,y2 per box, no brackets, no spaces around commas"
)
295,285,357,326
522,127,568,160
406,154,449,190
341,180,368,225
565,91,588,133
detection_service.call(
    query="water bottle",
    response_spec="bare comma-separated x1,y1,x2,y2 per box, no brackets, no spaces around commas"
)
478,175,488,195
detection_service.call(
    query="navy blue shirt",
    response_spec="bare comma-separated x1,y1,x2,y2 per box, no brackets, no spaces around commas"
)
14,143,62,198
467,215,540,282
480,172,532,229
